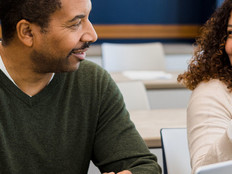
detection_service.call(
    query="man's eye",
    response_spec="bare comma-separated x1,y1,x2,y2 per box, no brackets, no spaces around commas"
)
70,20,82,28
73,21,81,27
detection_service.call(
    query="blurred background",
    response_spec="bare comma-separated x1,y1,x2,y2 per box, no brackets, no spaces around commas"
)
89,0,220,44
86,2,226,172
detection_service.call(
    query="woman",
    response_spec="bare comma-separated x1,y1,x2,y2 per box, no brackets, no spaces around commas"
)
178,0,232,173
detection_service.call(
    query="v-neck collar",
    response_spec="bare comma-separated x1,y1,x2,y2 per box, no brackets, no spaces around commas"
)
0,70,62,107
0,56,55,97
0,55,17,86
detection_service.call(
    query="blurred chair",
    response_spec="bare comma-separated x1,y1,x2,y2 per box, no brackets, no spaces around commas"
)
117,81,150,110
102,42,166,72
160,128,191,174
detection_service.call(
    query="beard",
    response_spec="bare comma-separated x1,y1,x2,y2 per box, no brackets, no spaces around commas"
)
30,49,77,73
29,42,91,73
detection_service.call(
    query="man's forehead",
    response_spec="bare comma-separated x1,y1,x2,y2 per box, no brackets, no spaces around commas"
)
60,0,91,10
49,0,91,23
56,0,91,18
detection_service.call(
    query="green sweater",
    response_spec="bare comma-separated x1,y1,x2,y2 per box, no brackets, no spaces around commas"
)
0,60,161,174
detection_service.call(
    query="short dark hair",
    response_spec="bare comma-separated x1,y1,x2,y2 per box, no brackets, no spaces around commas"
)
0,0,62,45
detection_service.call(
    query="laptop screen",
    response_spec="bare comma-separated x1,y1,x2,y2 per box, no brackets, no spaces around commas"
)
195,160,232,174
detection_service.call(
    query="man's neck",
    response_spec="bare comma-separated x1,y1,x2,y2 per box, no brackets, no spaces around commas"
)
0,42,54,96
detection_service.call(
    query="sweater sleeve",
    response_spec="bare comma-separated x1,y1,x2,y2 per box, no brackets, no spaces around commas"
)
92,70,161,174
187,80,232,174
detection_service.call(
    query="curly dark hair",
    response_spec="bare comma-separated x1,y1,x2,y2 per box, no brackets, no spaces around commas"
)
0,0,62,45
177,0,232,91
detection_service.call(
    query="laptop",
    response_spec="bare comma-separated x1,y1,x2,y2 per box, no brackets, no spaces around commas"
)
195,160,232,174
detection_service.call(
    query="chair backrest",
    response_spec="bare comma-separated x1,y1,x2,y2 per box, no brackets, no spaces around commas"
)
102,42,166,72
116,81,150,110
160,128,191,174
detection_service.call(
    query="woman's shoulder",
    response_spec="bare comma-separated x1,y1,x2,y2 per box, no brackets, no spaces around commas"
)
193,79,231,97
189,79,232,113
197,79,226,88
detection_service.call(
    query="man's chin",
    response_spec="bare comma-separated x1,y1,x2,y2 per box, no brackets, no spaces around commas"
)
67,61,81,72
56,61,81,73
36,62,81,73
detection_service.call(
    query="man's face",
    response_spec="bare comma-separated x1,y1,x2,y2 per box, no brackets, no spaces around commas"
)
30,0,97,73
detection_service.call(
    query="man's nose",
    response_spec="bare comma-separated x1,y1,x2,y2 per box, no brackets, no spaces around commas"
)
81,20,98,43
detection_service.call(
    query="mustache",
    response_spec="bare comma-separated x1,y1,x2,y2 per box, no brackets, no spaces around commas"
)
67,42,92,58
72,42,91,52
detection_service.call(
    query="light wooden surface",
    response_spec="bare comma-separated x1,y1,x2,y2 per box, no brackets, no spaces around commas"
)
93,24,200,39
110,72,184,89
129,108,187,147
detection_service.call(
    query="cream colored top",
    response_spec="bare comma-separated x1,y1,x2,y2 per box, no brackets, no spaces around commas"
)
188,79,232,174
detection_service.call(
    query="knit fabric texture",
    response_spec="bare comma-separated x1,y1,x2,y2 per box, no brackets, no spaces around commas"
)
0,60,161,174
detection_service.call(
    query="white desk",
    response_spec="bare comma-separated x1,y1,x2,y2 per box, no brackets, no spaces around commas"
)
129,108,187,147
111,72,191,109
110,72,184,89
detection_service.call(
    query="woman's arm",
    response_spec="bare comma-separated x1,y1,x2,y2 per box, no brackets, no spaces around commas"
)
187,80,232,173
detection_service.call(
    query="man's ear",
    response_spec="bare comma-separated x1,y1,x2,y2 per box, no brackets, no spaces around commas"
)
16,19,34,47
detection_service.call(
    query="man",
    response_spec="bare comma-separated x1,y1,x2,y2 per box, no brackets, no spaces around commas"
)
0,0,161,173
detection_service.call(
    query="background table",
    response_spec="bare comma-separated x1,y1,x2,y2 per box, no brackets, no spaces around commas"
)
111,72,191,109
129,108,187,147
110,72,184,89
